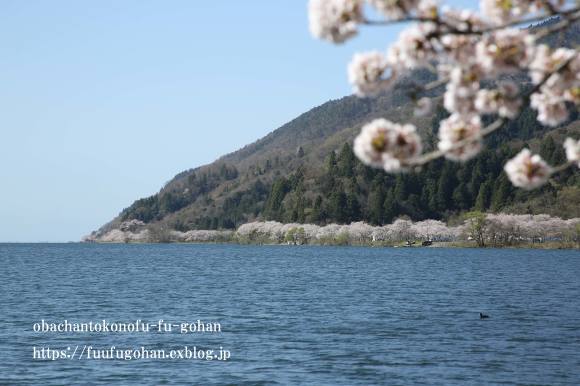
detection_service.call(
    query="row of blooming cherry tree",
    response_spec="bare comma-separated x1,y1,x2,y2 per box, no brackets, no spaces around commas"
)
90,216,580,245
308,0,580,189
235,215,579,246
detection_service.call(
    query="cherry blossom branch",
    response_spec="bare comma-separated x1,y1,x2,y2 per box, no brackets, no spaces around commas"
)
363,6,580,36
404,76,449,102
411,76,449,94
550,161,574,176
363,16,434,26
534,9,580,39
364,16,468,35
401,9,580,108
309,0,580,189
406,49,579,169
407,118,506,168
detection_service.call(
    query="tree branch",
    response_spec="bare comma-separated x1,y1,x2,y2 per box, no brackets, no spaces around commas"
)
534,9,580,39
362,6,580,36
550,161,575,176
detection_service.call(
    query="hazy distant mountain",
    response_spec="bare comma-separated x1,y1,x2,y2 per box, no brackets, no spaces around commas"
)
88,20,580,240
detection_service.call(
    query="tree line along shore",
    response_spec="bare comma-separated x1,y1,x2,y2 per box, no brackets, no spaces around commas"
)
84,212,580,249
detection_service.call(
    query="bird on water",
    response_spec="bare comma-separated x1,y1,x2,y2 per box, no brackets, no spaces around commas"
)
480,312,490,319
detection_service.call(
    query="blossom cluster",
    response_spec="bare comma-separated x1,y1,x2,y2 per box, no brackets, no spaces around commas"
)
529,45,580,126
308,0,579,189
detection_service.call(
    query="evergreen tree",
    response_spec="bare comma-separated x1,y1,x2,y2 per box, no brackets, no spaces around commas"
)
337,143,355,177
264,177,289,221
468,160,485,204
452,183,469,211
474,181,493,211
321,152,338,194
328,191,348,223
383,189,398,224
423,184,438,217
326,151,337,174
310,195,324,223
490,173,512,211
292,191,306,223
368,177,386,225
404,194,423,220
436,163,456,211
346,192,361,222
394,175,408,202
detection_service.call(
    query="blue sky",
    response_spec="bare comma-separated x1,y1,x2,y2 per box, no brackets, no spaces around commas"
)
0,0,472,242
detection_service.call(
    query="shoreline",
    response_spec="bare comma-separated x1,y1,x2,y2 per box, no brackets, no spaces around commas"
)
83,217,580,249
79,240,579,250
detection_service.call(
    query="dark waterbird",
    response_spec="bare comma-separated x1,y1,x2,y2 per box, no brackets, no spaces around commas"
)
480,313,490,319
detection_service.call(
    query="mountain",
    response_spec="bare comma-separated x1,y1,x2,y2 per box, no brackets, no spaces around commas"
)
86,20,580,241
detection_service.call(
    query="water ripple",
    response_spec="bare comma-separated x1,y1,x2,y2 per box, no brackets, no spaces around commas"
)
0,244,579,385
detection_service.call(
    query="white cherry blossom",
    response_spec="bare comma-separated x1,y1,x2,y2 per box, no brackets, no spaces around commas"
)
440,34,478,64
353,118,392,168
564,137,580,167
480,0,531,25
308,0,363,43
530,91,569,127
442,8,488,32
354,118,422,172
388,22,438,69
414,97,432,117
476,29,535,75
443,65,482,115
367,0,420,20
529,45,574,84
438,114,482,161
504,149,552,189
475,81,521,118
437,10,488,64
529,46,579,95
417,0,438,19
348,51,396,96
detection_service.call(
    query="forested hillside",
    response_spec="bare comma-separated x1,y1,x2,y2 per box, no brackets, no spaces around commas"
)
88,20,580,239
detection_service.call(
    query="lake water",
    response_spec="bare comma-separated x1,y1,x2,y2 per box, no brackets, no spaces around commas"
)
0,244,579,385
